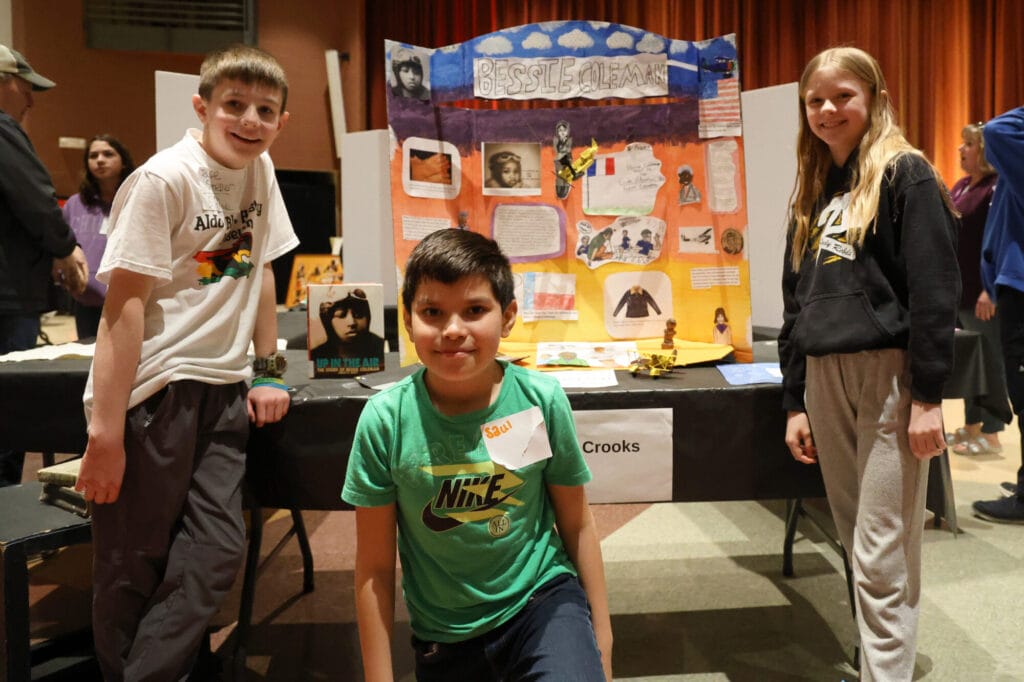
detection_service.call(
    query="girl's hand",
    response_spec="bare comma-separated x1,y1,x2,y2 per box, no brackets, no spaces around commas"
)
785,411,817,464
908,401,946,460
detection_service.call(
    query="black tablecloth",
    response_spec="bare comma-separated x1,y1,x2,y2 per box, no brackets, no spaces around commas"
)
0,330,1005,511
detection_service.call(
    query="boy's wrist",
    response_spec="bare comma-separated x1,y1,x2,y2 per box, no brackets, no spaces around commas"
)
251,376,290,391
253,352,287,378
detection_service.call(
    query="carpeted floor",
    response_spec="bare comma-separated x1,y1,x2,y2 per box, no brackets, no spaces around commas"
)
18,313,1024,680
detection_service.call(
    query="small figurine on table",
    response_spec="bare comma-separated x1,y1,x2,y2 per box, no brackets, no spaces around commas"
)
662,318,677,350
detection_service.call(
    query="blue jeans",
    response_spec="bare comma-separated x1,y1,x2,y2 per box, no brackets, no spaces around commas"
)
411,574,605,682
0,314,40,486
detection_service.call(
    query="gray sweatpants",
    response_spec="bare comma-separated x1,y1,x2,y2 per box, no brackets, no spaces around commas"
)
805,349,929,682
91,380,249,681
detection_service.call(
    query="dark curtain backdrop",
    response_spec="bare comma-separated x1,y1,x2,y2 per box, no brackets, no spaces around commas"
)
365,0,1023,186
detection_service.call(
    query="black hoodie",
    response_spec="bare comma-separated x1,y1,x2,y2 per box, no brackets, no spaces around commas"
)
779,152,960,411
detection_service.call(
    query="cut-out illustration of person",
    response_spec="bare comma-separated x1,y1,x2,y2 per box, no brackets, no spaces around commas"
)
613,285,662,318
662,318,677,349
485,151,522,188
554,120,573,199
712,307,733,345
586,227,614,262
677,164,702,205
620,229,631,251
391,47,430,101
576,235,590,256
636,229,655,256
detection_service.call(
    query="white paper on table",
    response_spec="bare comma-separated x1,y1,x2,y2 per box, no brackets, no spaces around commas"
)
0,342,96,362
481,406,553,470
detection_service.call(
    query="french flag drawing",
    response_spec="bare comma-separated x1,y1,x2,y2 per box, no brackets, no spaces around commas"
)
587,157,615,177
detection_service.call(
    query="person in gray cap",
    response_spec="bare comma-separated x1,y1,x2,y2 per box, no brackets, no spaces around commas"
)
0,44,88,485
390,46,430,101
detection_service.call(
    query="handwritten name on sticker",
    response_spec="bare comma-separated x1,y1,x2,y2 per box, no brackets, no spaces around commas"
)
481,406,554,470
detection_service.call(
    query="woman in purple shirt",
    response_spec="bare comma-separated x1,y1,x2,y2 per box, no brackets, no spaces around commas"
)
947,122,1005,455
62,134,134,339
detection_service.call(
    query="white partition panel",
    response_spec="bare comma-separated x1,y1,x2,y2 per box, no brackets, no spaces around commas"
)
155,70,200,152
741,82,799,331
341,130,397,304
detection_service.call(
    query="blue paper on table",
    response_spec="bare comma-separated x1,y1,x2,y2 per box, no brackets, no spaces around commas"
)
717,362,784,385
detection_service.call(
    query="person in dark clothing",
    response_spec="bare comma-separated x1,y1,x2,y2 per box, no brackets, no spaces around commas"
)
779,47,959,681
946,122,1006,455
976,106,1024,523
0,44,87,486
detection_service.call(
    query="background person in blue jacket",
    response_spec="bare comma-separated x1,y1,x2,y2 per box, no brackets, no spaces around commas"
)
779,47,960,681
977,106,1024,523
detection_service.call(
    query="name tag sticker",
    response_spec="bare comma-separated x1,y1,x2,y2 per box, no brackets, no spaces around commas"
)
481,406,553,470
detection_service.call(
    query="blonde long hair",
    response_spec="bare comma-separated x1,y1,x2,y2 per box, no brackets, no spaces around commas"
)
788,47,954,271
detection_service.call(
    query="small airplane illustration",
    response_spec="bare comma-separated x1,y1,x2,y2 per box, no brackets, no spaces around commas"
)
701,56,735,78
556,139,600,184
681,228,713,245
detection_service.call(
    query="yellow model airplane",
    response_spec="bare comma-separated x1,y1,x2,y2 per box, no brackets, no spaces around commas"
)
556,139,599,184
628,349,677,378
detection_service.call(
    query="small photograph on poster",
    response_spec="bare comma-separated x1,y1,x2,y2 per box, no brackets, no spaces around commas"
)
482,142,541,196
307,284,386,378
402,137,461,200
285,254,344,309
388,45,432,102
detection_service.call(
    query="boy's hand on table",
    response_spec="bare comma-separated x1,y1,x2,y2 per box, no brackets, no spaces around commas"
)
248,385,290,427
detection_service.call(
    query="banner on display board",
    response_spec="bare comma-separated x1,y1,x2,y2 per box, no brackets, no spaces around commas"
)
385,21,751,365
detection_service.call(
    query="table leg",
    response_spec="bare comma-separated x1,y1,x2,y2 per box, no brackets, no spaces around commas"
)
1,544,30,682
782,498,801,577
289,509,315,594
234,505,264,680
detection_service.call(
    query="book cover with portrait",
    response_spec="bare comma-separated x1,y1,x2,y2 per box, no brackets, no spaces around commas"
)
307,283,386,378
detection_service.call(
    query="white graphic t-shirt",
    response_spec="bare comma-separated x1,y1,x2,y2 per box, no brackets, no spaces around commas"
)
83,130,298,419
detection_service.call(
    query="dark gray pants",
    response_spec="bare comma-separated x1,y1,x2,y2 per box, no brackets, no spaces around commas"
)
91,380,249,681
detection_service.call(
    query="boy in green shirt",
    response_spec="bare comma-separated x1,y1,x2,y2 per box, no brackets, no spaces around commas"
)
343,229,612,680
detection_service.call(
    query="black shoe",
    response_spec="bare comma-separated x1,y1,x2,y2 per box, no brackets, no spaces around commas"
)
1001,482,1018,497
973,496,1024,524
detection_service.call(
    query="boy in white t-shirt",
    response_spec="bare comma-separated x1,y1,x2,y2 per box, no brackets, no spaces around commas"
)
76,45,298,680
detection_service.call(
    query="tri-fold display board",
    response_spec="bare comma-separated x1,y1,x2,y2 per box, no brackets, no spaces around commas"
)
386,22,752,363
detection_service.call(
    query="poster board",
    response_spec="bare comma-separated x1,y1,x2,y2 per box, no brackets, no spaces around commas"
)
386,22,752,365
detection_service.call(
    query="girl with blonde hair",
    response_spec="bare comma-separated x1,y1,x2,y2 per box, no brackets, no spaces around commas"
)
778,46,960,681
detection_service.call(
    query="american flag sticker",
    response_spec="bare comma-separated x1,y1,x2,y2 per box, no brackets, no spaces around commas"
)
587,157,616,177
698,77,742,138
